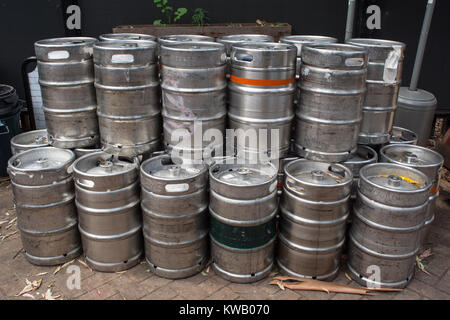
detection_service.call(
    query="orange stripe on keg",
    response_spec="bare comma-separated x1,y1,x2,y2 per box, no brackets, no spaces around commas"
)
230,75,295,86
430,186,438,195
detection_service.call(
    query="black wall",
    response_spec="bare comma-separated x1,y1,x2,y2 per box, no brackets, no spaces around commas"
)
0,0,449,108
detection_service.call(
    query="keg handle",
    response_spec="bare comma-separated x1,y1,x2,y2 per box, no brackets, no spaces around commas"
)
77,178,95,189
286,177,305,195
111,54,135,64
47,50,70,60
232,53,254,63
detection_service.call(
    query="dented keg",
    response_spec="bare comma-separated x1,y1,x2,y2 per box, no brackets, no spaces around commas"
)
160,42,227,162
278,160,352,280
140,155,209,279
229,43,296,161
293,43,368,162
279,35,338,79
10,129,49,155
94,40,161,158
347,163,431,288
209,159,278,283
35,37,99,149
99,33,156,42
389,126,418,145
73,152,142,272
7,147,81,265
380,144,443,246
346,39,406,145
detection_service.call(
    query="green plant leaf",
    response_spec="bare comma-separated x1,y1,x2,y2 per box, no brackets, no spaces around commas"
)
153,19,163,25
165,6,173,11
162,0,168,5
174,7,187,22
154,0,161,3
156,3,162,7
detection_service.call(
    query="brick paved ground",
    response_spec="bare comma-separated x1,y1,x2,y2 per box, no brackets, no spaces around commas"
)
1,178,449,300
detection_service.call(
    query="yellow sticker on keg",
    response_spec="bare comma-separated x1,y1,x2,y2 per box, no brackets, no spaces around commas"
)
391,174,422,187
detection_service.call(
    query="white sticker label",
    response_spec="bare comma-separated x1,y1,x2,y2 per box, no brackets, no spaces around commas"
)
383,45,402,84
111,54,134,64
165,183,189,193
48,50,70,60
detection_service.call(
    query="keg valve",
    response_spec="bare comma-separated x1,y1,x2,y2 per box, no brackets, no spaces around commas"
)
403,152,418,164
387,175,402,187
311,170,324,182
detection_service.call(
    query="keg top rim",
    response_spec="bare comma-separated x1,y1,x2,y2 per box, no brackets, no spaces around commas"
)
10,129,49,148
160,41,224,52
8,147,75,172
279,35,338,44
209,159,277,187
0,84,15,97
158,34,214,42
344,145,378,166
94,39,157,50
217,34,274,42
140,155,208,180
360,163,431,192
380,144,444,168
303,43,368,54
35,37,97,47
73,152,138,177
389,126,418,144
346,38,406,49
232,42,296,52
285,159,352,187
99,33,157,41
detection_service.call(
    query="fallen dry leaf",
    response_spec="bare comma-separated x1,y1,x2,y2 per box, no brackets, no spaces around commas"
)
77,259,90,270
1,230,18,240
16,278,42,296
416,256,431,275
419,248,433,260
13,248,24,259
345,272,352,282
270,276,402,296
22,293,35,299
116,270,127,274
36,272,48,276
53,259,75,274
276,280,285,291
44,288,61,300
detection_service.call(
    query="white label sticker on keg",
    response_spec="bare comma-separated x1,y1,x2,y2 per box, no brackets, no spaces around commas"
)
345,57,365,67
269,180,277,193
383,45,402,84
165,183,189,193
111,54,134,64
47,50,70,60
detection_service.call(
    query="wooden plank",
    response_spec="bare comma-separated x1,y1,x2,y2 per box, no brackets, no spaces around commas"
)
112,23,292,41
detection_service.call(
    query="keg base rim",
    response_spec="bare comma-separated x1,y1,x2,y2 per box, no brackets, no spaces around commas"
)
212,261,273,284
346,262,412,289
145,256,208,279
277,260,339,281
293,144,356,162
50,136,100,149
84,251,142,272
357,134,390,145
24,246,82,266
